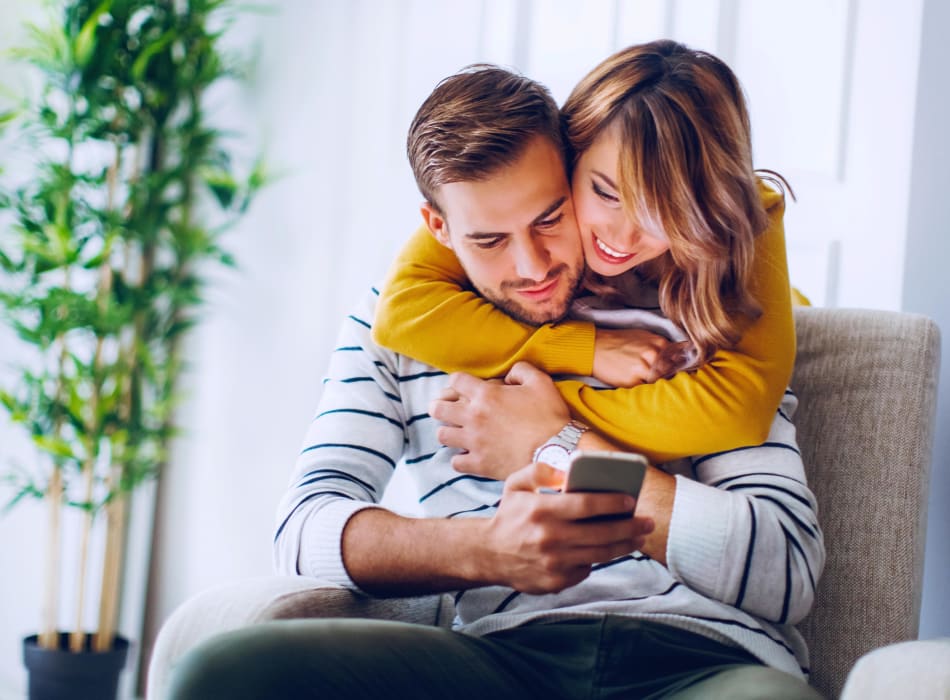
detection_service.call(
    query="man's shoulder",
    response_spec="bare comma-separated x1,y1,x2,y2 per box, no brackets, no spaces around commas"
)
342,286,443,374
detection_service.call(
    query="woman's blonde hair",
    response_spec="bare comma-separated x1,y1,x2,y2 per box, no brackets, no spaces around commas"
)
563,39,786,368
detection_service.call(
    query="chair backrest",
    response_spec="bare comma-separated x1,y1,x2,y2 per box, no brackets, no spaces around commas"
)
791,307,941,698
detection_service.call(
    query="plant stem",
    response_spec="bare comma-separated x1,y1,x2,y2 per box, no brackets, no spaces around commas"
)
93,477,125,652
69,456,96,653
93,142,123,652
40,252,74,650
39,466,63,650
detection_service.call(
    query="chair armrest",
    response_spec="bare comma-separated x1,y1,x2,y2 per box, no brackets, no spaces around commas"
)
839,639,950,700
146,576,447,699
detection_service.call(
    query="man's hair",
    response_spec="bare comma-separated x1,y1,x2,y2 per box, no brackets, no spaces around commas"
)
407,65,564,212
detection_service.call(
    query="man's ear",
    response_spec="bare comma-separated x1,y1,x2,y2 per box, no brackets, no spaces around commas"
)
420,202,452,249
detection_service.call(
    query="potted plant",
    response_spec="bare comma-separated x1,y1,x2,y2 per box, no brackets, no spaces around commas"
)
0,1,263,697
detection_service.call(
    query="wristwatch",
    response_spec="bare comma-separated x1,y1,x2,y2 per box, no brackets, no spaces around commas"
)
532,420,589,471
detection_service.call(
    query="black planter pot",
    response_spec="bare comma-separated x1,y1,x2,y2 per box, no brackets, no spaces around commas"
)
23,633,130,700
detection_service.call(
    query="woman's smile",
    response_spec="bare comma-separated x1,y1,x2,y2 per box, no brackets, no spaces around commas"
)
592,233,636,265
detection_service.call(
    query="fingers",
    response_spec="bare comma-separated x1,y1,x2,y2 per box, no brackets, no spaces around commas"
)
430,397,467,428
450,451,478,475
436,385,461,402
435,373,502,414
504,361,546,386
542,491,638,521
640,347,659,368
506,461,566,492
436,424,466,449
448,372,489,397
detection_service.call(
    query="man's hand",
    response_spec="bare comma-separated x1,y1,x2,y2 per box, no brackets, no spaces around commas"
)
430,362,570,479
480,462,655,594
592,327,670,387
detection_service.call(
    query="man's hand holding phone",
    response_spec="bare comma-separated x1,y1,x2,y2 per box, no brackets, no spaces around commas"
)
482,459,654,595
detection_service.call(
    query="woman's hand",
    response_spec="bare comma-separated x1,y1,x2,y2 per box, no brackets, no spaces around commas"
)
429,362,571,479
591,327,670,387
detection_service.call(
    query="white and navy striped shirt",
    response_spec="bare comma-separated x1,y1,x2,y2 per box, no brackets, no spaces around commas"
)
275,287,825,680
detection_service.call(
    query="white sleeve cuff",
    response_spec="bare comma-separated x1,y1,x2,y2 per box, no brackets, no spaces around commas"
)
665,475,734,599
298,499,385,591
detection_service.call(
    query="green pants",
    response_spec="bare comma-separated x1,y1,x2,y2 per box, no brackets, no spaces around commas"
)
166,616,824,700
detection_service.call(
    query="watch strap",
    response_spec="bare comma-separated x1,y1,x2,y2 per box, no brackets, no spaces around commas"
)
533,420,589,469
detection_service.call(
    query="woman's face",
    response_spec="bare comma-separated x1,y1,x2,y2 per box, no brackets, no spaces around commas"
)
571,124,671,277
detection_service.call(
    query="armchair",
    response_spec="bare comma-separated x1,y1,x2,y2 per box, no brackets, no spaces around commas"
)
147,307,945,699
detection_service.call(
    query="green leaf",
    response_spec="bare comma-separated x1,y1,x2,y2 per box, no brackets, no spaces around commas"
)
0,390,18,415
201,167,237,208
74,0,113,67
32,434,76,460
2,482,45,515
0,247,19,273
11,21,69,75
131,28,176,82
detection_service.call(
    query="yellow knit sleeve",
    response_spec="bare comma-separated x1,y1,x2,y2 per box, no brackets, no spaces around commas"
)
372,226,597,378
556,184,795,464
373,184,794,465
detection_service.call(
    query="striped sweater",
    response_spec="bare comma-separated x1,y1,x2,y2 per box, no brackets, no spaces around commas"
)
274,288,825,680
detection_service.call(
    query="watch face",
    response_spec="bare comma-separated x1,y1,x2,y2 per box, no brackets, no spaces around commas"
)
536,444,571,471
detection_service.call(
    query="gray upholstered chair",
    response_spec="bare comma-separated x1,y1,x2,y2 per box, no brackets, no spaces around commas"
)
147,307,946,699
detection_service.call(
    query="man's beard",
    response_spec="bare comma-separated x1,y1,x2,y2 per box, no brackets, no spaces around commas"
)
477,263,584,326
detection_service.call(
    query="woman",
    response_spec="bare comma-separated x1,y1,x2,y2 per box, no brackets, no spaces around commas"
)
372,39,796,466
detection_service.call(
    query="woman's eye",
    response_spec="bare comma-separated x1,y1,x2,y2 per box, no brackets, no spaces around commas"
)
592,181,620,203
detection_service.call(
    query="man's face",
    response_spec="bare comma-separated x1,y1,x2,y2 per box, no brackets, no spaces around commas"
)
423,136,584,326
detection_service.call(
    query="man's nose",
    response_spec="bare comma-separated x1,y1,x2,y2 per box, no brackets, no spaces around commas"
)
513,237,550,281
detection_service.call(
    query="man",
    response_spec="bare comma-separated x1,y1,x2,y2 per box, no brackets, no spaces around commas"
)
168,66,824,699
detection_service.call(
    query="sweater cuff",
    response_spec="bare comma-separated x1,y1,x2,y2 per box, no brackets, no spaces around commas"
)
299,500,384,591
541,321,596,375
665,475,733,598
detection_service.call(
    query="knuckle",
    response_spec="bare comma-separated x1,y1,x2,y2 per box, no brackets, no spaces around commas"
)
451,455,471,474
529,527,553,551
539,553,561,573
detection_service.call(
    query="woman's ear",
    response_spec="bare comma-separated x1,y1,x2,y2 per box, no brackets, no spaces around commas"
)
420,202,452,249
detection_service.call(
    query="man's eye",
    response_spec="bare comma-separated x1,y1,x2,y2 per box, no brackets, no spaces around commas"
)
592,181,620,203
474,238,503,249
536,213,564,230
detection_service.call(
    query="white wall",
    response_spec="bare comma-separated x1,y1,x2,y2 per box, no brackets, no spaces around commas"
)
902,0,950,641
0,2,946,698
0,5,61,699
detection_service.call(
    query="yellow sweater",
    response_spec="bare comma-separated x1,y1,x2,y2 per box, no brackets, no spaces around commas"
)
373,184,794,465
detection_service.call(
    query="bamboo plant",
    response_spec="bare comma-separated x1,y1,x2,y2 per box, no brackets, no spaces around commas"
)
0,0,263,653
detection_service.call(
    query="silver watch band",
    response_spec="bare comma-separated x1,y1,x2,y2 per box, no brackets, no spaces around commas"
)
533,420,589,469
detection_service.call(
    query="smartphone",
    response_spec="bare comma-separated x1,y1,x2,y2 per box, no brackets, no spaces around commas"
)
564,450,647,503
